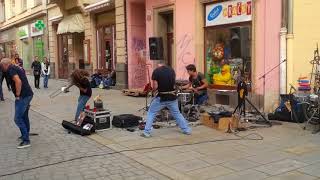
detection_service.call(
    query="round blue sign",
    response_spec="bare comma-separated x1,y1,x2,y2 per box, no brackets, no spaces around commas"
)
207,5,223,21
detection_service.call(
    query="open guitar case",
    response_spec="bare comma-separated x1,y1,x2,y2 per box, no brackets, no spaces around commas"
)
62,117,96,136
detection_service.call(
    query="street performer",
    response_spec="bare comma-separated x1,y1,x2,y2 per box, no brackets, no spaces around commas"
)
141,64,191,138
62,69,92,121
182,64,208,105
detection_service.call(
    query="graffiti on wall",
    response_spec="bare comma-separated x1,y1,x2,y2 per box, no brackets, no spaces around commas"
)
130,37,151,88
177,34,195,79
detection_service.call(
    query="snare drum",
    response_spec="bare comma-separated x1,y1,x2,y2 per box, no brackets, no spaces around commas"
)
177,93,192,104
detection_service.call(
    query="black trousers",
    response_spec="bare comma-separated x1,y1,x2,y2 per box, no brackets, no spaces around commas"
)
1,73,11,90
34,75,40,88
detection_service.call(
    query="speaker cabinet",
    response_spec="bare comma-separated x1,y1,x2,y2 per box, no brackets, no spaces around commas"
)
149,37,164,60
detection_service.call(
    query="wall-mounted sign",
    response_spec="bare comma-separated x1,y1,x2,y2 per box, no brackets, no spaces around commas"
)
206,0,252,27
31,22,44,37
18,25,29,39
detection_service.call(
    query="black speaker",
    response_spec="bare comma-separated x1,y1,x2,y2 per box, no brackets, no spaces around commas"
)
149,37,163,60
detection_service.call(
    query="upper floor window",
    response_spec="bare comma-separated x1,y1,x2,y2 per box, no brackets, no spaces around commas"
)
34,0,42,6
10,0,15,17
0,0,5,22
21,0,27,11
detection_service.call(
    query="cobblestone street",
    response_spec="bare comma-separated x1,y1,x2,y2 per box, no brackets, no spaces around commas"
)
0,100,169,180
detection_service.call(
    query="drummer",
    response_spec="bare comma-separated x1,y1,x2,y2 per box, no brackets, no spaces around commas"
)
182,64,209,105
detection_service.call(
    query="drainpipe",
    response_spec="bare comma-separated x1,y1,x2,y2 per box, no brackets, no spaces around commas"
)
279,27,287,95
286,0,294,92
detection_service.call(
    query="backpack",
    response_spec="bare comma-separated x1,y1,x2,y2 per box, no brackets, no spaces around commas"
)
112,114,141,128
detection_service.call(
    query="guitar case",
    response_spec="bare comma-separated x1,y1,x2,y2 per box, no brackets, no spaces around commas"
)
62,117,95,136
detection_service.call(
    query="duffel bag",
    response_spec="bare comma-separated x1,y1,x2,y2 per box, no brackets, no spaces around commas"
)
112,114,141,128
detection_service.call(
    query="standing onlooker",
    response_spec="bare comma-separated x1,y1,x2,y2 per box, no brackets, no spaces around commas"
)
0,58,34,149
41,57,50,88
31,56,41,89
14,53,24,69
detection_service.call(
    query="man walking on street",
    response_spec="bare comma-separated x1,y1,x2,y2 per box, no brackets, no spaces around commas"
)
141,64,191,138
31,56,41,89
0,58,34,149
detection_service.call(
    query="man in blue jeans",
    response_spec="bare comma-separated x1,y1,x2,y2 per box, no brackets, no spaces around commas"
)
141,64,191,138
0,58,33,149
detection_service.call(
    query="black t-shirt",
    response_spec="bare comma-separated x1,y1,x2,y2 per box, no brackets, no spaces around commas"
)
31,61,41,75
7,65,33,98
152,66,177,101
79,78,92,97
189,72,207,95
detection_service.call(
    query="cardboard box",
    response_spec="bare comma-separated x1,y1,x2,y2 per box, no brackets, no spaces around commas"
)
201,113,239,131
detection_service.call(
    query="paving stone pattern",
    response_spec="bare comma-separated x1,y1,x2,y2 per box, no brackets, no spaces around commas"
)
0,101,169,180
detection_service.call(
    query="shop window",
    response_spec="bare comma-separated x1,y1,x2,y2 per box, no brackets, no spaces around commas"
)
33,36,44,61
205,25,252,88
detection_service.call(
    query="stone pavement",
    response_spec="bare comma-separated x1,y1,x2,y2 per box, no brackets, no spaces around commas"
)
0,99,169,179
1,76,320,180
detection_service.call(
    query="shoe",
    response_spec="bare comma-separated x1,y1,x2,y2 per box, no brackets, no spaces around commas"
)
182,131,192,135
17,141,31,149
17,136,22,141
0,98,4,101
140,132,151,138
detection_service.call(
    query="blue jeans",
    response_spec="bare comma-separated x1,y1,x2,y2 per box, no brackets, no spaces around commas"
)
15,96,33,143
144,97,191,135
196,92,208,105
43,75,49,88
75,95,90,120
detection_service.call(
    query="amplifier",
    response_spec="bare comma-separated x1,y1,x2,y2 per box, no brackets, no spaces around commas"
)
84,109,112,131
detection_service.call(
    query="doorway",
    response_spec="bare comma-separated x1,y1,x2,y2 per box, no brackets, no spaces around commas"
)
58,34,69,79
97,25,115,70
156,10,174,66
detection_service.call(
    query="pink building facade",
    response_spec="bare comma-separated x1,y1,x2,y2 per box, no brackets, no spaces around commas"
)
126,0,282,110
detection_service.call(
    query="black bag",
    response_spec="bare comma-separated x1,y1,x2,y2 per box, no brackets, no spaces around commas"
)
62,117,95,136
112,114,141,128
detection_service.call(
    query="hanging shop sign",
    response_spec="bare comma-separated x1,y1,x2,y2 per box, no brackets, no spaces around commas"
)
18,25,29,39
206,0,252,27
31,21,44,37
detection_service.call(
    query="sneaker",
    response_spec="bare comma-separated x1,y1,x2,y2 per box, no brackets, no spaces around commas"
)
17,141,31,149
182,131,192,135
140,132,151,138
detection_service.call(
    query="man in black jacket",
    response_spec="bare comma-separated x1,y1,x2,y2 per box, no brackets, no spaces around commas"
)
31,56,42,89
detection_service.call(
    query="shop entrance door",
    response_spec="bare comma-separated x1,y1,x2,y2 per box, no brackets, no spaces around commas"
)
58,34,69,79
97,25,115,70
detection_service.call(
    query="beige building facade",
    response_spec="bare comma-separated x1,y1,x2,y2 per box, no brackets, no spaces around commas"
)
47,0,127,87
0,0,48,71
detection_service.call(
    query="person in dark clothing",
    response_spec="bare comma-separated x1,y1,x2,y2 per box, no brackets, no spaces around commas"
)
31,56,41,89
0,68,4,101
0,58,34,149
63,69,92,121
183,64,209,105
141,64,191,138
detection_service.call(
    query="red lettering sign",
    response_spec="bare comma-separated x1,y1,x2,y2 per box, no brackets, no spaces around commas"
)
247,1,252,15
237,2,242,15
228,5,233,18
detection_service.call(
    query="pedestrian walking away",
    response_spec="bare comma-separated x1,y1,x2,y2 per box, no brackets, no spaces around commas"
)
31,56,41,89
141,63,192,138
0,58,34,149
41,57,50,88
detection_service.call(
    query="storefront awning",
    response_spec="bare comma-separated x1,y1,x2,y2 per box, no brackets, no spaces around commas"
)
84,0,111,12
57,14,84,34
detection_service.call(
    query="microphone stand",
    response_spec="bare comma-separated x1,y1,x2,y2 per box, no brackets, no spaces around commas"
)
258,59,287,112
